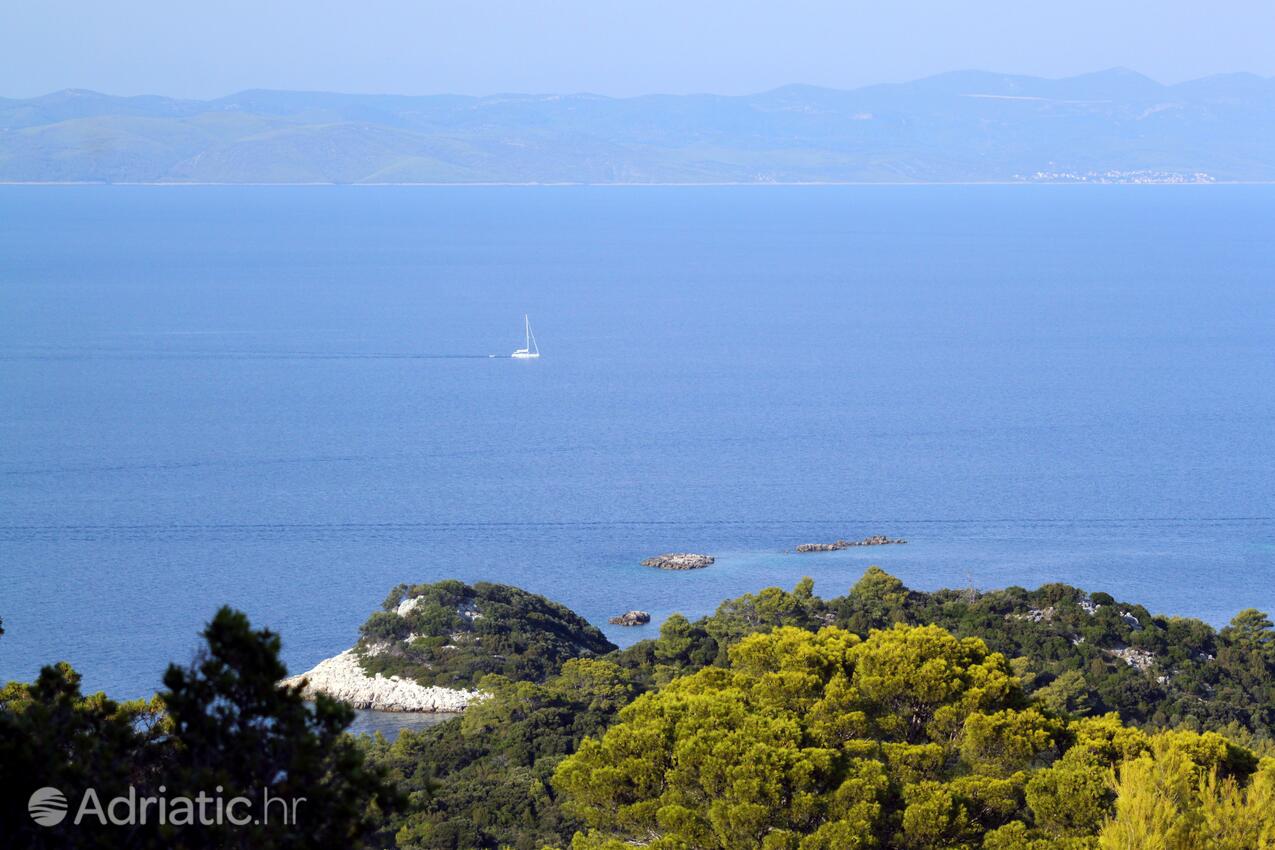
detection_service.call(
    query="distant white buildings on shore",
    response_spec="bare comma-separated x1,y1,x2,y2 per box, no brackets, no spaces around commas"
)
1017,169,1215,184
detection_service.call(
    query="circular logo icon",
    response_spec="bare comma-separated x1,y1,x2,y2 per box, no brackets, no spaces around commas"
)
28,787,68,827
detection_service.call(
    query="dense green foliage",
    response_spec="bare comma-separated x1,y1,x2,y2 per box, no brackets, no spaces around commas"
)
0,608,399,849
1099,739,1275,849
364,570,1275,849
834,571,1275,738
609,569,1275,740
5,569,1273,849
366,658,637,850
555,624,1275,849
356,580,617,689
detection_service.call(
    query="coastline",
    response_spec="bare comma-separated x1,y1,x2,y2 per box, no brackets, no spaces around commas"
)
282,649,481,713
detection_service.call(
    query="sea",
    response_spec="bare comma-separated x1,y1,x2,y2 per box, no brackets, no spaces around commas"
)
2,186,1273,732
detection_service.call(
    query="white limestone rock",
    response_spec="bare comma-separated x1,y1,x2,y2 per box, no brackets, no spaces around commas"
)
283,649,481,712
1105,645,1156,673
396,596,425,617
1008,606,1056,623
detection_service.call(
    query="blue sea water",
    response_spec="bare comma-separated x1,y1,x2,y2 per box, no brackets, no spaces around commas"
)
1,185,1273,706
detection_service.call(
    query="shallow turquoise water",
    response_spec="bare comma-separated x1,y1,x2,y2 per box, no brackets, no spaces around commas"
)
1,185,1272,700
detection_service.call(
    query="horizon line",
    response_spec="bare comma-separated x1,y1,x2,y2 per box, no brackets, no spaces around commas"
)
6,66,1273,103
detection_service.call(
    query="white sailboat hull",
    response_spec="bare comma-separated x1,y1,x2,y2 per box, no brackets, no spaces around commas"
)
511,315,540,359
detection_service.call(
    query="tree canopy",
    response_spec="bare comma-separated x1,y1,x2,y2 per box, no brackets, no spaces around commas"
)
553,623,1275,850
6,569,1275,850
0,608,399,850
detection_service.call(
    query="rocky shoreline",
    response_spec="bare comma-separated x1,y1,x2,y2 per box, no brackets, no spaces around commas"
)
641,553,715,570
283,649,481,713
795,536,907,552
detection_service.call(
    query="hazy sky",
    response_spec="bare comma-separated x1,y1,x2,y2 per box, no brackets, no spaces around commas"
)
3,0,1273,99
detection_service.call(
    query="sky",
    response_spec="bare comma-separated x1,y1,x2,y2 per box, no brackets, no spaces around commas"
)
2,0,1273,99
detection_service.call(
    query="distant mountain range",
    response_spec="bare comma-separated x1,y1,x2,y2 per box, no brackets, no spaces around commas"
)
2,69,1273,184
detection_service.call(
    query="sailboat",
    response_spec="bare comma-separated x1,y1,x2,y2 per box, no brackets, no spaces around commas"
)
511,314,540,359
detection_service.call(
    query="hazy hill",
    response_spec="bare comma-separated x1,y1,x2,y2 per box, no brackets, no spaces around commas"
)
2,69,1273,183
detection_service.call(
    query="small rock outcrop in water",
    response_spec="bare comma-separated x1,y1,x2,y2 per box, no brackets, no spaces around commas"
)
795,536,907,552
283,650,479,712
608,610,651,626
641,553,715,570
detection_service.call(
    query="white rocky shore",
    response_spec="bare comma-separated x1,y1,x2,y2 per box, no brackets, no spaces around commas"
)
283,649,481,713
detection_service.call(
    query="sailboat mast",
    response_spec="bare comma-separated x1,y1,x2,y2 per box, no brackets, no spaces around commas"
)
511,314,539,358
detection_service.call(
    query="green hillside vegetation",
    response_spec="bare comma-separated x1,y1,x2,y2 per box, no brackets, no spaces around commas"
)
367,657,638,849
554,624,1274,850
609,570,1275,740
362,570,1275,849
4,570,1274,849
355,580,617,689
843,571,1275,738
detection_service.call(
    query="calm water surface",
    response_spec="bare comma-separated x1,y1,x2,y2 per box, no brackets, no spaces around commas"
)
2,186,1272,707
